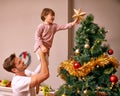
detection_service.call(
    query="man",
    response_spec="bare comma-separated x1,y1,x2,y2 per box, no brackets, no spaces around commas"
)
3,51,49,96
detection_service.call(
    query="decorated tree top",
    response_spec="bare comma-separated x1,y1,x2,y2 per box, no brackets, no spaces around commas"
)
73,14,109,64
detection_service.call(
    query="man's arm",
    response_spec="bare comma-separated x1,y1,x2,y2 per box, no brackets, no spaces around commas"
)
30,51,49,88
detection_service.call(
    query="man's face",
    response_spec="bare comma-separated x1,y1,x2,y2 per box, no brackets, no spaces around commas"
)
14,57,27,72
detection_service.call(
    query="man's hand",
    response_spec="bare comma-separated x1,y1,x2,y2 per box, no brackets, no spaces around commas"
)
36,85,40,94
40,45,48,53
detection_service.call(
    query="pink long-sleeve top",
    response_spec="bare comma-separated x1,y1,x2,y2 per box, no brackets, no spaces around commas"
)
34,22,73,54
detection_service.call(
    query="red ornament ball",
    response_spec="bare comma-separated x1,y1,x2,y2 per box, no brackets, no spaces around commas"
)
73,61,81,69
110,75,118,83
108,49,114,55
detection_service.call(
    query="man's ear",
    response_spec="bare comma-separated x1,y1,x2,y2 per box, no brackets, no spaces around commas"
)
11,68,17,73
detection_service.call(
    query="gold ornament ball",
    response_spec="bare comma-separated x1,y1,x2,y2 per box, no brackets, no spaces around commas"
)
110,86,113,89
77,89,80,94
84,43,90,49
97,86,101,90
62,94,66,96
75,48,80,55
83,89,88,94
96,65,100,68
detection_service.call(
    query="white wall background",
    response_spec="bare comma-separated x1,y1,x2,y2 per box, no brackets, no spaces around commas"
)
0,0,120,90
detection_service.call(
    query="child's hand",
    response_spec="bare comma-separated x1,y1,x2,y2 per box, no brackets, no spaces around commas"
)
40,45,48,53
71,18,80,26
75,18,80,24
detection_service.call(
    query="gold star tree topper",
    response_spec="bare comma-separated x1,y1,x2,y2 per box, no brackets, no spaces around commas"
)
72,8,86,21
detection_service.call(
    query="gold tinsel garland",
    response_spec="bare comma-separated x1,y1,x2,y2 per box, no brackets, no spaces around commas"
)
58,54,119,79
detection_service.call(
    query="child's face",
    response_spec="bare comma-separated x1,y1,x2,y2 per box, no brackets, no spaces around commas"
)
44,13,55,24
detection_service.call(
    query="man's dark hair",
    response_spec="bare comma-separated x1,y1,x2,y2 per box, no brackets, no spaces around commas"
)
3,53,16,73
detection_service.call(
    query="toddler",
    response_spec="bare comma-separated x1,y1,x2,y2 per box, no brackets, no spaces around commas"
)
34,8,79,65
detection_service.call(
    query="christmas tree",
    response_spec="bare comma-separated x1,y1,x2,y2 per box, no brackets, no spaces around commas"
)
56,14,120,96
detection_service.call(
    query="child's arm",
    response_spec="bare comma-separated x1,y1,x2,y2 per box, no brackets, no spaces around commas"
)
34,24,44,53
56,18,79,31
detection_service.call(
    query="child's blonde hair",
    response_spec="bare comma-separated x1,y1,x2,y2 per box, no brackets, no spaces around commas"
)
41,8,55,21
